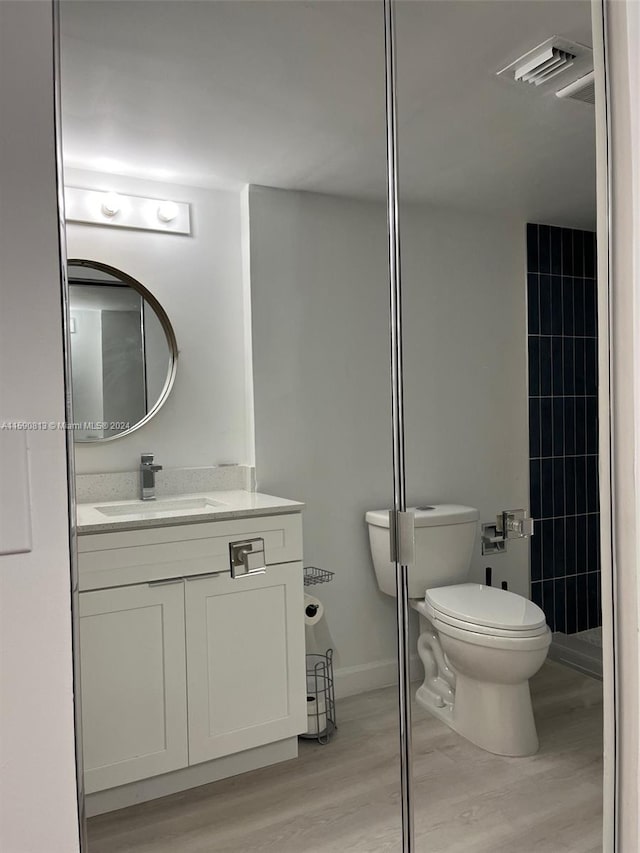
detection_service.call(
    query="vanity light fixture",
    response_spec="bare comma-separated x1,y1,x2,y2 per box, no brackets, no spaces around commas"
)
101,192,121,217
157,201,179,222
65,187,191,235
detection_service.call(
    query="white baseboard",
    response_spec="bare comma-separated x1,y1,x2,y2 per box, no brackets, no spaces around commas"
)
335,655,421,699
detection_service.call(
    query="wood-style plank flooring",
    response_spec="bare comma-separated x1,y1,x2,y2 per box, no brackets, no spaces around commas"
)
88,661,603,853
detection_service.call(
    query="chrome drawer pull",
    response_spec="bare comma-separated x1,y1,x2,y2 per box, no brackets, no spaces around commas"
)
185,571,224,582
148,577,184,587
229,538,266,578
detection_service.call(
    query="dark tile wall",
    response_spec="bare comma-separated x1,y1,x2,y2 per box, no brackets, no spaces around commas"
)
527,223,600,634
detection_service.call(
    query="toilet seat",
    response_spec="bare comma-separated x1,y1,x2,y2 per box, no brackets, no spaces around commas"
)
429,613,552,651
413,597,551,651
424,582,548,638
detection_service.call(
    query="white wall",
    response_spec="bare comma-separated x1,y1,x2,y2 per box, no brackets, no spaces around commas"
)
250,188,396,676
401,204,530,595
249,186,529,684
65,168,252,473
0,2,80,850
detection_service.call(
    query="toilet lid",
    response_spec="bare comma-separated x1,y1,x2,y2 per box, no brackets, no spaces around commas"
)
425,583,546,632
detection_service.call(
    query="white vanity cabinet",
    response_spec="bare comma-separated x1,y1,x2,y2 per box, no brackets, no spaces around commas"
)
77,508,306,798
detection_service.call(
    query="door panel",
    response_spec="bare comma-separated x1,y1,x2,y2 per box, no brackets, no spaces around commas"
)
185,562,306,763
79,582,188,793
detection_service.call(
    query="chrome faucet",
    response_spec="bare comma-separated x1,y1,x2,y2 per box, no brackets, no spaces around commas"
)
140,453,162,501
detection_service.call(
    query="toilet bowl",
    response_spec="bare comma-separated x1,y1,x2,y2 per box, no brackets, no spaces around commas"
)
365,505,551,756
414,584,551,755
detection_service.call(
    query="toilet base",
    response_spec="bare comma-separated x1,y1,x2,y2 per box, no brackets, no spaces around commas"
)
415,674,539,757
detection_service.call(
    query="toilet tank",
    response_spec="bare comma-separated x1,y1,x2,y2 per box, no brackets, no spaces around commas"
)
365,504,479,598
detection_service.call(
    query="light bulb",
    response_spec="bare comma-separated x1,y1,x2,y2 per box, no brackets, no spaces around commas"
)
101,192,121,217
157,200,179,222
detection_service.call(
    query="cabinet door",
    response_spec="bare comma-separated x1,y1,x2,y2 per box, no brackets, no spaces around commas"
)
185,562,307,764
79,581,188,793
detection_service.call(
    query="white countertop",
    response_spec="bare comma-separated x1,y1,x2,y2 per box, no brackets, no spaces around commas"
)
77,490,304,534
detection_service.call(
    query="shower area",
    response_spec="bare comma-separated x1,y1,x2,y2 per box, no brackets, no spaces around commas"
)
527,223,602,678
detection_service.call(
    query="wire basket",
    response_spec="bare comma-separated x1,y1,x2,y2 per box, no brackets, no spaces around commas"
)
303,566,335,586
300,649,336,744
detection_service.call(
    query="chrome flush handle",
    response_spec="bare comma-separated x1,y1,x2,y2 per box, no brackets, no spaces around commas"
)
500,509,534,538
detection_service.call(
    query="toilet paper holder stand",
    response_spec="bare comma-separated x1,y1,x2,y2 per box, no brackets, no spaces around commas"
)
301,648,336,744
301,566,336,743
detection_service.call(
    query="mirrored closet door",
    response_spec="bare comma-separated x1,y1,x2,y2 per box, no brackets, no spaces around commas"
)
393,0,605,849
58,1,610,850
59,1,409,850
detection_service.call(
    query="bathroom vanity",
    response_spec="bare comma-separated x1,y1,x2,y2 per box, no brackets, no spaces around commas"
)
76,491,306,814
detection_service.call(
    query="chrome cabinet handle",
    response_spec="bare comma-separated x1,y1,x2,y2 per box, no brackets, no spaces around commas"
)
185,571,224,582
229,538,266,578
149,572,223,587
148,577,184,587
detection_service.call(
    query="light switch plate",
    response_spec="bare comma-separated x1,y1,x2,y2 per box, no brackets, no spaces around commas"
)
0,430,32,555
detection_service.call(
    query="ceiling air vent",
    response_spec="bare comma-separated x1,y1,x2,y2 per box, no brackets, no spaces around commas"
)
497,37,593,93
514,45,576,86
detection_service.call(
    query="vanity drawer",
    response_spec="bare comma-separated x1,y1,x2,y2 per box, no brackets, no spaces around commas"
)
78,513,303,591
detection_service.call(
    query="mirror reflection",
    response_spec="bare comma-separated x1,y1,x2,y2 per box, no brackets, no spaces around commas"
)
68,261,176,441
59,1,603,851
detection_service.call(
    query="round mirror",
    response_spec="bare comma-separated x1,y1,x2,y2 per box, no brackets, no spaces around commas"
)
67,260,177,442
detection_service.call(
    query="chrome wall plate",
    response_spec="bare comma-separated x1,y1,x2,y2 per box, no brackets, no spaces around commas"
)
481,510,534,555
229,537,266,578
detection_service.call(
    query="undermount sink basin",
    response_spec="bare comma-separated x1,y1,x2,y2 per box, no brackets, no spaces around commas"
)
97,497,227,517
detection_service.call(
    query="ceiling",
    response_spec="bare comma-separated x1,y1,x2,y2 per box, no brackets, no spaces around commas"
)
60,0,597,228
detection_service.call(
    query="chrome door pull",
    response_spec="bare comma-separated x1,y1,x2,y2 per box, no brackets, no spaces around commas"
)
185,571,224,582
148,577,184,587
229,538,266,578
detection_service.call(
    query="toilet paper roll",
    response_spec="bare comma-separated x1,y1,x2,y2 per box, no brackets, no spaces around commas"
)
306,694,327,735
304,593,324,626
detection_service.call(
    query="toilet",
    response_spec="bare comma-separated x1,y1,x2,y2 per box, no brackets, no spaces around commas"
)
365,504,551,756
